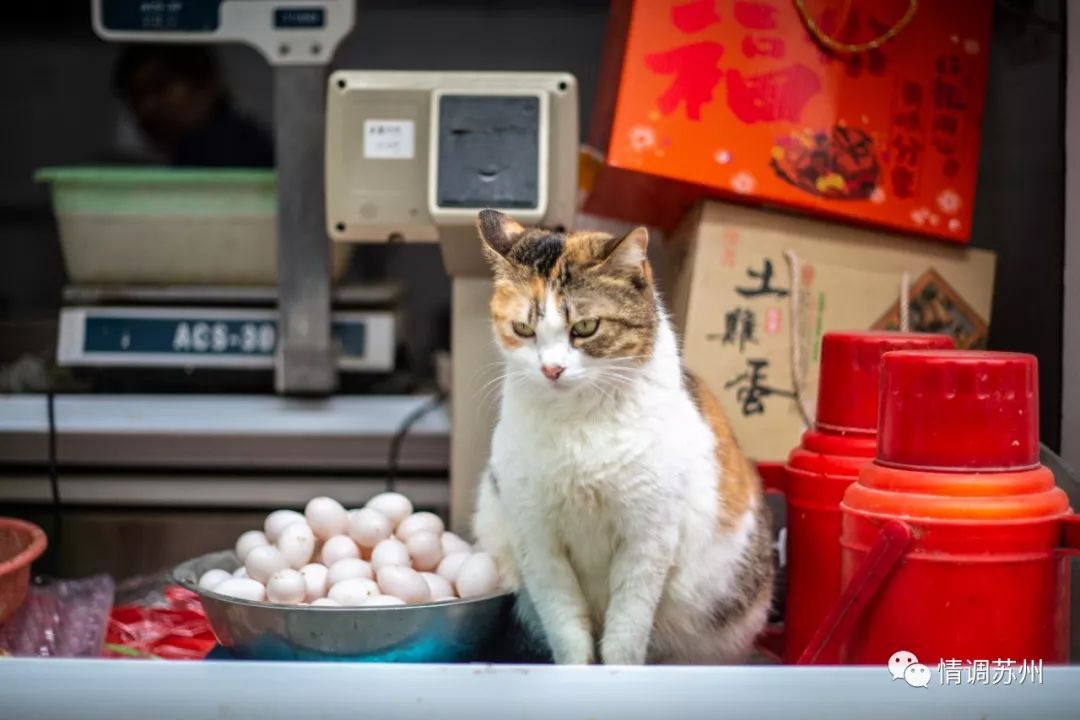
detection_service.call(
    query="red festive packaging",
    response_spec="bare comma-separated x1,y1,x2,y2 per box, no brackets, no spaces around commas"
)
586,0,993,242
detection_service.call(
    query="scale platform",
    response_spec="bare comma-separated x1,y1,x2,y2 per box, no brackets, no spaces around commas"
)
57,284,400,376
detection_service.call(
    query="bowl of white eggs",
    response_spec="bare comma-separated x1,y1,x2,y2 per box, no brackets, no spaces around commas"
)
173,493,513,662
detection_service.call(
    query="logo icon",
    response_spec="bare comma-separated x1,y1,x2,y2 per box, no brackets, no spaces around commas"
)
904,663,932,688
888,650,919,681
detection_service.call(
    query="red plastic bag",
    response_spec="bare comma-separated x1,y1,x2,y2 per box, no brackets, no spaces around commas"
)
104,586,215,660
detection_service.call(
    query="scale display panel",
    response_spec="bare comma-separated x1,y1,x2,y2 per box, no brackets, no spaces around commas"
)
100,0,224,32
58,307,394,372
274,7,325,28
92,0,354,65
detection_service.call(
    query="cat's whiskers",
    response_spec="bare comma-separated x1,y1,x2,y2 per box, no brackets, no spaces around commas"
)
475,366,526,415
593,367,638,387
586,376,621,406
476,365,513,398
586,369,640,407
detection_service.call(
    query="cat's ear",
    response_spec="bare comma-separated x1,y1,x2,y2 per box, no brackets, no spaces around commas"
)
600,226,649,274
477,209,524,261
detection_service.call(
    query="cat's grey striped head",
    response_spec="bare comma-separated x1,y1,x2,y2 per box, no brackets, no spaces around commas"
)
478,209,658,392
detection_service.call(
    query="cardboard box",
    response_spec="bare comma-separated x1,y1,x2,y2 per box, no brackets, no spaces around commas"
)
587,0,992,242
665,201,996,461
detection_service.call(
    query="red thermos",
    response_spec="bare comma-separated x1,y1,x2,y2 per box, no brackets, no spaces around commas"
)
840,350,1079,664
782,331,953,663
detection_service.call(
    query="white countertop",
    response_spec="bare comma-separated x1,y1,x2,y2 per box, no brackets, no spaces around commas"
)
1,659,1074,720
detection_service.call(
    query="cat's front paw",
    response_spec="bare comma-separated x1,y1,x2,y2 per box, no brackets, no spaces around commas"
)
550,628,596,665
600,633,648,666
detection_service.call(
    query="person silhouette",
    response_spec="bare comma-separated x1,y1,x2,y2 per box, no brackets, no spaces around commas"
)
113,44,273,167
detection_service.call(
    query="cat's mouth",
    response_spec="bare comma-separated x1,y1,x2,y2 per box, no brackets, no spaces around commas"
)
526,369,576,393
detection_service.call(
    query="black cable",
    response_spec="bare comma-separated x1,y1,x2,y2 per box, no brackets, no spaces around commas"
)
386,391,448,494
45,391,62,576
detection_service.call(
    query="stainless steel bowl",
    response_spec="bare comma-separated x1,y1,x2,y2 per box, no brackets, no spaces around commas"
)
174,550,513,662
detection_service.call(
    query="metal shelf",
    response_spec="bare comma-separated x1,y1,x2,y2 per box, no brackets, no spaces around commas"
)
0,394,449,472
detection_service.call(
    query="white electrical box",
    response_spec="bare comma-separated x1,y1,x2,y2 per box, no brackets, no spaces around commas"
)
325,71,579,268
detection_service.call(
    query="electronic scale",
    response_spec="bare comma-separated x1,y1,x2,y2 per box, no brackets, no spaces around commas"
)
0,1,578,563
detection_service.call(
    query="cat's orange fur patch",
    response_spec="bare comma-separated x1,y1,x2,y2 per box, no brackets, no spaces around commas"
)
560,231,609,268
684,371,757,530
491,281,528,349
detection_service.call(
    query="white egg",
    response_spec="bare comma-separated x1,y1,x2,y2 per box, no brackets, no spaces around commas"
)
440,532,472,556
365,492,413,528
277,522,316,569
299,563,329,602
420,572,456,600
213,578,266,602
310,598,341,607
304,496,349,540
327,577,380,606
370,537,411,570
244,545,289,584
198,569,232,591
326,557,373,587
376,566,431,604
233,567,249,579
264,509,305,543
436,551,471,584
266,569,306,604
361,595,406,607
234,530,269,562
396,512,445,541
405,531,444,572
320,535,360,566
456,553,499,598
348,507,393,548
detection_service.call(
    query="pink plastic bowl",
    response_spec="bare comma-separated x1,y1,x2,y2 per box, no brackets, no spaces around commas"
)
0,518,47,624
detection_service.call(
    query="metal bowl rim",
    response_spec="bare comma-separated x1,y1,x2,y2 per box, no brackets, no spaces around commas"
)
174,549,512,612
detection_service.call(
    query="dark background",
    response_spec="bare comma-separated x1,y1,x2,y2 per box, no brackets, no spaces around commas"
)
0,0,1066,449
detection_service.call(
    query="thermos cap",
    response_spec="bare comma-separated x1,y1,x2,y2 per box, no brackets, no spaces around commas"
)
816,331,954,434
877,350,1040,471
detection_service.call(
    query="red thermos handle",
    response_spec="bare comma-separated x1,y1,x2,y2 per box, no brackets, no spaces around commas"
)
797,519,914,665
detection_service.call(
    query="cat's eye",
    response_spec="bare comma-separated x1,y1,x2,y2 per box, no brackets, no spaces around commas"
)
570,318,599,338
511,321,535,338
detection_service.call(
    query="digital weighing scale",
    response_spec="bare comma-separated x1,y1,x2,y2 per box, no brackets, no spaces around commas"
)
0,1,440,574
0,0,579,551
89,0,356,394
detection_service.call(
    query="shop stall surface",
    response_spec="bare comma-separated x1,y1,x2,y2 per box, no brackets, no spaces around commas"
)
3,658,1078,719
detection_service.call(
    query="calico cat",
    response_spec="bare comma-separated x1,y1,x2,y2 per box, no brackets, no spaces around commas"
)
472,210,775,665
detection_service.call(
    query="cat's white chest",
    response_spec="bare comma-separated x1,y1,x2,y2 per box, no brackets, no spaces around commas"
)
559,493,617,625
492,400,650,494
491,395,664,624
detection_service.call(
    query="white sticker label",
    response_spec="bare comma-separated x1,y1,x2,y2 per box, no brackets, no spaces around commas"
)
363,119,415,159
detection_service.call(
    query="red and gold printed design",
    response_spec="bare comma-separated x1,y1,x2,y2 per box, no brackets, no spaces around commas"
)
597,0,992,241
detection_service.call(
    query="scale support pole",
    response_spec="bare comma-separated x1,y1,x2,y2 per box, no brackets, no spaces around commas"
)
274,65,337,396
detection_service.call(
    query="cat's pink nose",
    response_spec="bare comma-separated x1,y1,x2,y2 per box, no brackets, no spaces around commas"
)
541,364,565,381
